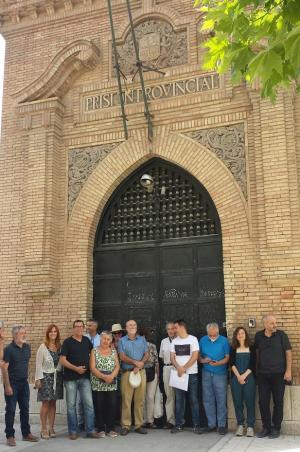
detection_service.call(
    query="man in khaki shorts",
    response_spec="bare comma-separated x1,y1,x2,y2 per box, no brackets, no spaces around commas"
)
118,320,149,436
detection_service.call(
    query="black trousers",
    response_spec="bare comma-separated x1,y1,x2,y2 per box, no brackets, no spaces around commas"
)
5,379,31,439
257,373,285,431
93,390,117,432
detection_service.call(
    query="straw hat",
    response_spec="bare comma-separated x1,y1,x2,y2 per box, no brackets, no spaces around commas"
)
111,323,124,333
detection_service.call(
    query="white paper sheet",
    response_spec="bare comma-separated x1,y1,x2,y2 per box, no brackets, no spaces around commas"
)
169,368,189,391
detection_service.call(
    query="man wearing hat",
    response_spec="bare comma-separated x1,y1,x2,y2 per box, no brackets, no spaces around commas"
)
118,320,149,436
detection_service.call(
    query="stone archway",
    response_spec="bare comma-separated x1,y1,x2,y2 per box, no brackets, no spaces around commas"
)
93,156,225,341
62,127,253,333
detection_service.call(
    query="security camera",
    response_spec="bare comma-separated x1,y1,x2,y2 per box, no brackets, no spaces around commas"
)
140,174,154,192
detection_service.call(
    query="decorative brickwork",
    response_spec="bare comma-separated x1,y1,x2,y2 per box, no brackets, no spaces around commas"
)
68,143,122,214
185,123,246,197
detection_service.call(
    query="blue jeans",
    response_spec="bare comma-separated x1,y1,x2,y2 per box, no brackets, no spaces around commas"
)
64,378,95,434
202,371,227,428
5,379,31,439
174,373,200,427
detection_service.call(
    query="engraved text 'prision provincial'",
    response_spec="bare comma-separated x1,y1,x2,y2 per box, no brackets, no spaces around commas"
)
85,74,219,111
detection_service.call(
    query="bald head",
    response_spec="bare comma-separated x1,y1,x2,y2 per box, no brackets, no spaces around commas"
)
263,315,277,334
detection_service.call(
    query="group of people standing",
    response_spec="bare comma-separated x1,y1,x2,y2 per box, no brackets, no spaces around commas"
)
0,314,292,447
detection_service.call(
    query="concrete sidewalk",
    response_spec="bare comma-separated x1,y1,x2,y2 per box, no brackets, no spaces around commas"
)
0,426,299,452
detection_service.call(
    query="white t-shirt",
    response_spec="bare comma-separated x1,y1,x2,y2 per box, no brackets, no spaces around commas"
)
159,337,173,365
170,335,199,374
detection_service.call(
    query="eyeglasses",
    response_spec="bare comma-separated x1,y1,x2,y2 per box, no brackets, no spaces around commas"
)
113,331,122,335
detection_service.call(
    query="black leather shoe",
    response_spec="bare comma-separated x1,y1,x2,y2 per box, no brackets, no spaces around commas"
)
135,427,148,434
256,428,270,438
120,428,129,436
269,428,280,439
170,425,183,433
218,427,227,435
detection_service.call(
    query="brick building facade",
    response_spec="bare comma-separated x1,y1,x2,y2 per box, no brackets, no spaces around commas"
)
0,0,300,432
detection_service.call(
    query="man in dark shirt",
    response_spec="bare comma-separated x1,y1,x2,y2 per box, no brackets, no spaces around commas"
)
60,319,100,440
2,325,38,447
255,315,292,439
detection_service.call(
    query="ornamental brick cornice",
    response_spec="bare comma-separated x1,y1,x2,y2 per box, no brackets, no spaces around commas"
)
0,0,93,28
14,39,100,102
0,0,142,32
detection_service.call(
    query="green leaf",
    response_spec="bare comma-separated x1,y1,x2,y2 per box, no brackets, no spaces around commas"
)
196,0,300,100
284,26,300,70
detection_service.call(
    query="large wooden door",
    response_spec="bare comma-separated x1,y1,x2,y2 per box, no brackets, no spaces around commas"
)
93,159,225,342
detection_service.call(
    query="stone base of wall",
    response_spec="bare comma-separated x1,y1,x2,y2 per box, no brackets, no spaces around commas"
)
0,385,299,434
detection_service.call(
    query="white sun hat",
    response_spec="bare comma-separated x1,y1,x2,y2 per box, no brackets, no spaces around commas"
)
129,370,141,388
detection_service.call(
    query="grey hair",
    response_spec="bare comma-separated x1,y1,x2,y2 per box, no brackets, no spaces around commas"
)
100,331,113,343
165,321,174,330
12,325,25,337
262,315,275,322
206,322,219,332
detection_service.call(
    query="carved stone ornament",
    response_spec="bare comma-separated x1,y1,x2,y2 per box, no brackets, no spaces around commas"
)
68,143,121,214
185,123,247,197
113,19,188,77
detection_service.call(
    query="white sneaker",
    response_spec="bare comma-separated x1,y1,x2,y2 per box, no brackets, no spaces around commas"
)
235,425,244,436
246,427,254,437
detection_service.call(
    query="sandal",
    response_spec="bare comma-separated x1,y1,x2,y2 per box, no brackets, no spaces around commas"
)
41,430,50,440
107,431,118,438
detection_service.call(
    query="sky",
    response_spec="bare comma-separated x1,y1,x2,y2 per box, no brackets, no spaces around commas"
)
0,34,6,134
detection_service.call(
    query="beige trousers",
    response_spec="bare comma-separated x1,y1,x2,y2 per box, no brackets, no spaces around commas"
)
144,373,158,424
121,369,146,429
163,365,175,425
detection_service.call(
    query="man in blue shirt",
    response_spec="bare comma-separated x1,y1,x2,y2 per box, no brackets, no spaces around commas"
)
118,320,149,436
85,319,100,348
199,323,230,435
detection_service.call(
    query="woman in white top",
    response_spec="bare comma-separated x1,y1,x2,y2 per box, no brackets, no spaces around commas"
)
35,324,63,439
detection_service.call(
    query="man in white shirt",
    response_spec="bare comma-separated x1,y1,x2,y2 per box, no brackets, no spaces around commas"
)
159,322,176,428
170,319,202,434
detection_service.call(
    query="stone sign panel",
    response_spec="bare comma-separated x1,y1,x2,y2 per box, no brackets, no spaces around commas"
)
84,73,220,111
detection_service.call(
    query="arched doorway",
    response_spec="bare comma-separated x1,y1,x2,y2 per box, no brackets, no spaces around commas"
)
93,158,225,341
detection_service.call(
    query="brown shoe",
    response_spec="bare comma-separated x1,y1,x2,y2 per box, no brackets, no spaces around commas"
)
23,433,39,442
6,437,16,447
69,433,78,440
120,427,129,436
86,432,102,439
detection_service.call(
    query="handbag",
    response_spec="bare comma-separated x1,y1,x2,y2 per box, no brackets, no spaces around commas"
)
145,366,155,382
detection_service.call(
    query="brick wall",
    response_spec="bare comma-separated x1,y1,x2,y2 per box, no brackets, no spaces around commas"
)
0,0,299,394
